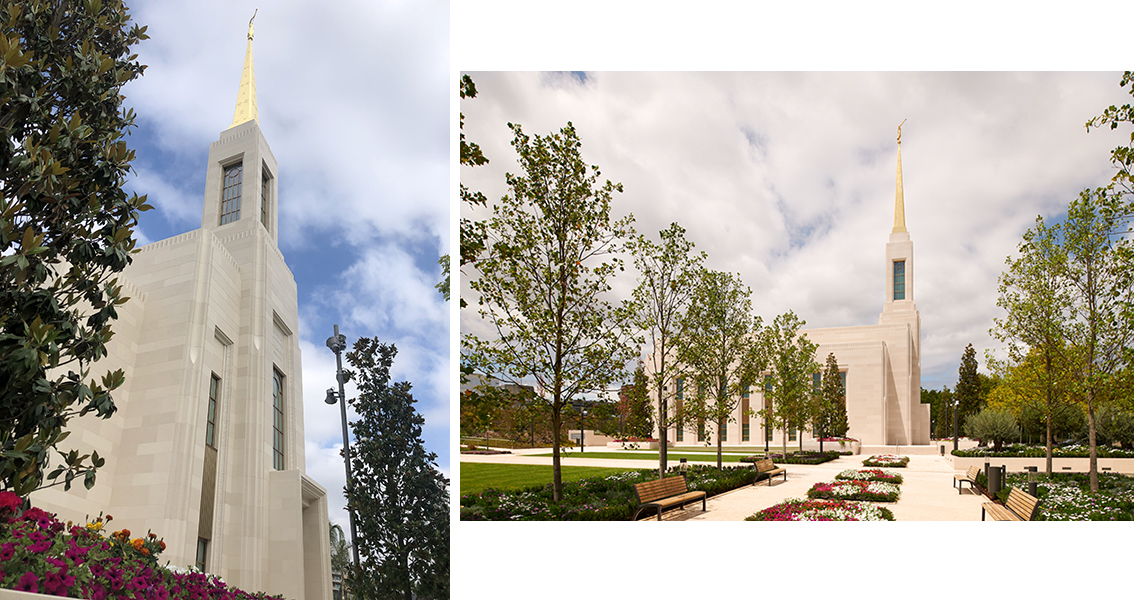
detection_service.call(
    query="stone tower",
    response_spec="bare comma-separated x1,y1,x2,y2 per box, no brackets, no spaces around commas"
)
31,18,333,600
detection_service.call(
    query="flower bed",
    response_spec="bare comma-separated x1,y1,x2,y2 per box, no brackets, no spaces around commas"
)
738,451,841,465
863,454,909,468
460,465,758,520
745,498,895,521
835,468,903,485
808,479,901,502
0,491,280,598
998,471,1134,521
951,443,1133,459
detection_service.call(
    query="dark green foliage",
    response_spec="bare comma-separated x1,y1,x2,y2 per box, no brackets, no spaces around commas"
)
621,364,655,439
1095,404,1133,449
738,450,840,465
954,344,981,434
820,353,848,438
459,465,757,521
456,73,488,307
1,0,151,495
963,408,1020,451
950,442,1132,458
345,338,448,600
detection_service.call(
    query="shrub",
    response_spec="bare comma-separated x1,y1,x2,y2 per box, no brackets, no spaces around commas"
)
460,465,758,520
738,451,840,465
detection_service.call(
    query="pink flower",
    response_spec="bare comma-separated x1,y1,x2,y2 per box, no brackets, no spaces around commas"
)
15,571,39,592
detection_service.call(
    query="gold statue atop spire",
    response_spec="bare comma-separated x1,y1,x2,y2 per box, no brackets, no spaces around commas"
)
897,118,906,145
231,10,259,128
892,119,907,233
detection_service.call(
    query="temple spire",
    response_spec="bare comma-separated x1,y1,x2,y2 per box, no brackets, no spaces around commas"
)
231,10,259,128
892,119,907,233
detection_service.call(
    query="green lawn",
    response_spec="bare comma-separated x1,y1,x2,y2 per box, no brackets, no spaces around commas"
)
459,463,640,496
523,451,760,462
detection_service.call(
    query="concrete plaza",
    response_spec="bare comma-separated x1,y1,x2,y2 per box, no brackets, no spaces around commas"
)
459,446,991,521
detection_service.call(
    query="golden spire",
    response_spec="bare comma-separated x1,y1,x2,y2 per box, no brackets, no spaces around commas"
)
231,10,259,127
892,119,907,234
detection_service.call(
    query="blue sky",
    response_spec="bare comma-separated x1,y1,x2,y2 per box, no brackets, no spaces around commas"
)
122,0,448,536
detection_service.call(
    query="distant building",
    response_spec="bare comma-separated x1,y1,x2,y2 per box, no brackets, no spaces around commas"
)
32,20,333,600
653,133,930,447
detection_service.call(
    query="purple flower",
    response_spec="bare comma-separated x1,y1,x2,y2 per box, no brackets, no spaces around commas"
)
15,571,39,592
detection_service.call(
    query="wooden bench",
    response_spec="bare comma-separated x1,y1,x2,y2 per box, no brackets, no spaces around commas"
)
953,466,980,494
982,488,1040,521
753,459,787,486
632,475,706,521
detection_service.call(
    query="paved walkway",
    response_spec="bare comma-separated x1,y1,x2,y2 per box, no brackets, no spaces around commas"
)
460,447,990,521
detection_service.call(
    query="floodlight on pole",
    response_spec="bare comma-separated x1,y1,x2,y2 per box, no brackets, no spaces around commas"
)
326,324,360,571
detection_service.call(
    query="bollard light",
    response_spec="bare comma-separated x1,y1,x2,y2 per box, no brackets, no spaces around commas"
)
1027,466,1038,496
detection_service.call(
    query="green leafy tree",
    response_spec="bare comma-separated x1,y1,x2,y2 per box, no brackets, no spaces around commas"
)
453,73,489,307
462,122,635,501
678,269,765,468
345,338,449,600
1065,71,1133,491
759,311,818,457
459,384,503,449
963,408,1020,451
820,352,848,439
1,1,151,495
628,222,705,476
952,344,980,451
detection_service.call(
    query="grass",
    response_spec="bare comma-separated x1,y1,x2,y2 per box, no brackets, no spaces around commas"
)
459,462,639,496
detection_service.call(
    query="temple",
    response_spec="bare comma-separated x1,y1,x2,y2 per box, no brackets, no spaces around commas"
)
654,126,930,448
32,18,333,600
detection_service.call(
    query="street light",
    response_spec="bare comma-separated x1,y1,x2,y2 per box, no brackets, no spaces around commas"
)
326,324,360,571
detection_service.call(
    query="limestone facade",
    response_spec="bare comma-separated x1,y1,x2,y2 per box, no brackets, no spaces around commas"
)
651,141,930,448
30,40,332,600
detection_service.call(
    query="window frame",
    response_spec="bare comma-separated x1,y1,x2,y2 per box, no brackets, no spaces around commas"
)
272,367,285,471
206,373,220,448
220,162,243,225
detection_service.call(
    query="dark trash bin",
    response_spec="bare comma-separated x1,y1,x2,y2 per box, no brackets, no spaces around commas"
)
987,465,1004,495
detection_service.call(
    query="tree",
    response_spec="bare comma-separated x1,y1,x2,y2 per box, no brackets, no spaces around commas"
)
628,222,705,477
344,338,449,600
820,352,848,439
963,408,1019,451
1063,71,1134,492
462,122,635,501
992,211,1074,471
985,346,1076,472
330,523,351,599
678,268,765,468
1,1,151,496
621,363,655,439
453,73,489,307
952,344,980,452
760,311,818,457
459,384,502,449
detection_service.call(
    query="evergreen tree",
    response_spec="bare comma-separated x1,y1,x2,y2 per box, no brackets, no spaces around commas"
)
345,338,449,600
821,353,848,438
1,0,151,495
953,344,980,451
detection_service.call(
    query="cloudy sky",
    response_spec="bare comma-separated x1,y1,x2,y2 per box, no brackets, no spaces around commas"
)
460,71,1128,391
122,0,448,535
453,3,1138,594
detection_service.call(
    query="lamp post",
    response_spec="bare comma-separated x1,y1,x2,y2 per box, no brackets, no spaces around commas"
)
325,325,360,570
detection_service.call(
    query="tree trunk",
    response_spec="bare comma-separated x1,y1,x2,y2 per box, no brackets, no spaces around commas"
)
551,398,563,502
1045,419,1053,475
659,389,668,479
1087,400,1098,492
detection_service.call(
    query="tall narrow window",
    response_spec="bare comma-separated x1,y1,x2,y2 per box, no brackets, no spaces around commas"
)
893,260,905,300
813,372,821,395
764,375,773,442
272,368,285,470
788,426,797,442
261,170,271,230
220,163,243,225
741,388,750,442
840,371,847,394
206,374,220,447
196,538,208,572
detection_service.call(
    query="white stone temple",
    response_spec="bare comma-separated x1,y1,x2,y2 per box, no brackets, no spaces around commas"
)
654,130,931,448
31,19,333,600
